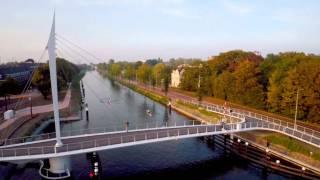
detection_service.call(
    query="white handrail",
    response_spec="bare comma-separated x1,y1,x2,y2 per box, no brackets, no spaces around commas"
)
1,122,319,158
1,99,320,157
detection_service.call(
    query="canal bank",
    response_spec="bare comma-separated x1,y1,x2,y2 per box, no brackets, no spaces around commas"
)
114,77,320,177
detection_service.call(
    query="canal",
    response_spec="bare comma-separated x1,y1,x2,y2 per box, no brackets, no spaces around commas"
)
0,71,299,179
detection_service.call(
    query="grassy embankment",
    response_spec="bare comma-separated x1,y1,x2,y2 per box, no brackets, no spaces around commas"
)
118,79,169,105
265,134,320,161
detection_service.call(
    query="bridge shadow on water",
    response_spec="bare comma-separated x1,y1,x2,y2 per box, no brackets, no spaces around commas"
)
0,134,307,180
70,135,301,180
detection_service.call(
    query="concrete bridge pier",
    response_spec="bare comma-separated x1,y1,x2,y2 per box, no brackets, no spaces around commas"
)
40,156,71,179
49,156,71,174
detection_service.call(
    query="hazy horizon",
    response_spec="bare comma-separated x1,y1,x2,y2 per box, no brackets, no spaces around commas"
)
1,0,320,63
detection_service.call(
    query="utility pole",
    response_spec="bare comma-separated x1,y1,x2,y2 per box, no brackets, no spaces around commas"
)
29,87,33,118
198,64,203,102
294,88,303,130
136,72,138,84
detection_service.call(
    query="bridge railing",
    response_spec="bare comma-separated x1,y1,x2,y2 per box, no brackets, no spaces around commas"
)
181,99,320,141
0,132,57,146
1,121,319,158
177,99,244,122
0,123,224,158
0,120,202,146
1,98,319,147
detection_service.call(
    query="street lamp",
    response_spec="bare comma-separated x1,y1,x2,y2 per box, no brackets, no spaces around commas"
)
198,64,203,102
294,88,303,130
28,86,33,118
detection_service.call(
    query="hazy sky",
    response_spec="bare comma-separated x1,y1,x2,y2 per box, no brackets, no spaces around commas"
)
0,0,320,63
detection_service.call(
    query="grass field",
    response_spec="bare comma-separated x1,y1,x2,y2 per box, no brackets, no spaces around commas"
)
119,80,169,105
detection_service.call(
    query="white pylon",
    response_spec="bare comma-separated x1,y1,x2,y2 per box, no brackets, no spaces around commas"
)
47,11,63,147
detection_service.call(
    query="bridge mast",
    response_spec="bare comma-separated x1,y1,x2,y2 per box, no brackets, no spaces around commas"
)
47,12,63,147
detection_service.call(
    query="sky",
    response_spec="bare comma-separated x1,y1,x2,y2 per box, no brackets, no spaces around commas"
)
0,0,320,63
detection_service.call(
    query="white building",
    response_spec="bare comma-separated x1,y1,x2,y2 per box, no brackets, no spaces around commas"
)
171,64,190,87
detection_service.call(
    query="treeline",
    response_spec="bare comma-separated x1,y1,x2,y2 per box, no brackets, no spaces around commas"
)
181,50,320,123
97,58,171,94
32,58,80,99
97,50,320,123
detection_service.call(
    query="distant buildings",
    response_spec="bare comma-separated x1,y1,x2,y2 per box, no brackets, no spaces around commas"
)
170,64,190,87
0,59,38,84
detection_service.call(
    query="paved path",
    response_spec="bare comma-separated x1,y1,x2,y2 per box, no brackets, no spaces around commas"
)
0,89,71,131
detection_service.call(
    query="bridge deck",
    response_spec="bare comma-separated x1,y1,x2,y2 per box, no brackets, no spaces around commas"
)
0,121,319,162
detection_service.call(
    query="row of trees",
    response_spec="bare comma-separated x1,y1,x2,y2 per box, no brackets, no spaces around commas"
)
179,50,320,123
97,59,171,94
97,50,320,123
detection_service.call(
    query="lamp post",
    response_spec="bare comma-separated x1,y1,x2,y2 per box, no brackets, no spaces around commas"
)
294,88,303,130
28,86,32,118
135,71,138,84
198,63,203,102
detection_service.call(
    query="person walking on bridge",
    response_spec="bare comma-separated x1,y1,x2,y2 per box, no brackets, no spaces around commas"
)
125,121,130,132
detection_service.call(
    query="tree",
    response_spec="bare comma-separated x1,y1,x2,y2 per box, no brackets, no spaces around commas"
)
0,77,20,95
280,60,320,123
124,64,135,80
180,67,198,91
145,58,162,66
56,58,79,83
266,52,305,113
137,63,151,85
211,71,235,100
163,66,171,95
152,63,166,86
32,64,52,99
0,77,20,110
198,63,212,97
208,50,263,74
233,60,265,109
110,63,122,77
32,58,78,99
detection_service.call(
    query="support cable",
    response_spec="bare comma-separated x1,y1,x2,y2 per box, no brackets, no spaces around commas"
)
56,34,102,62
13,48,47,110
55,43,122,104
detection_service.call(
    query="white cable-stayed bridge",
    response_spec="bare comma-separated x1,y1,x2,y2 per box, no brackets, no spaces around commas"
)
0,13,319,179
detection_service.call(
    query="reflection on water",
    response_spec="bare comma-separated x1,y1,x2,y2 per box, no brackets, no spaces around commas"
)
0,71,291,179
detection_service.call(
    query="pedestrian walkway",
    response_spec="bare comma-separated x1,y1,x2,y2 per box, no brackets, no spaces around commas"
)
0,89,71,131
